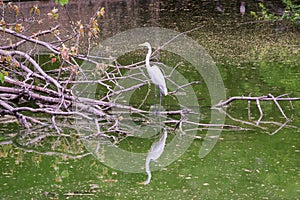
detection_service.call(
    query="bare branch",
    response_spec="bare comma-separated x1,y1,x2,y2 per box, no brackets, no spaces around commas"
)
215,95,300,107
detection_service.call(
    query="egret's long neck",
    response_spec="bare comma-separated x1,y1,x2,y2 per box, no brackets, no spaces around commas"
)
145,46,152,67
144,157,152,184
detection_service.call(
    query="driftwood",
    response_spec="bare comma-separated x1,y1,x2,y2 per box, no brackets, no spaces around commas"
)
0,3,299,156
214,94,300,135
0,3,238,154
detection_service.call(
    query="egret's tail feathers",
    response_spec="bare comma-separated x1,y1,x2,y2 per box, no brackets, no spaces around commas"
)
163,88,168,96
160,86,168,96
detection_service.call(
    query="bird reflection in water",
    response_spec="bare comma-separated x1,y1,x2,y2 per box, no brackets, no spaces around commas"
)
138,129,168,185
137,42,168,185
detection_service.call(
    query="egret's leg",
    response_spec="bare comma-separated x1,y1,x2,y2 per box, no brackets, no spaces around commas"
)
154,86,157,114
159,91,162,114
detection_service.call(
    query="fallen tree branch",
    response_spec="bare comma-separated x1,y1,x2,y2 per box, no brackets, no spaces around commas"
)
215,95,300,107
0,26,61,54
0,25,61,50
214,93,299,135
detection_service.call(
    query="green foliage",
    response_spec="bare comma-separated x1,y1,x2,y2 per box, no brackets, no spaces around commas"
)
55,0,69,6
251,1,300,27
250,3,277,20
0,72,5,84
280,0,300,25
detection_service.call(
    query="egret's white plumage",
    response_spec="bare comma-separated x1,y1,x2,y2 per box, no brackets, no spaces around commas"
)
137,42,168,185
143,129,168,185
139,42,168,96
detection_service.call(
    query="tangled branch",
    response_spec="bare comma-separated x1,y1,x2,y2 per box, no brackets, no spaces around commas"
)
214,93,300,135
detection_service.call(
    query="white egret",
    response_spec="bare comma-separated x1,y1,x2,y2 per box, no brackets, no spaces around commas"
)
139,42,167,113
139,129,168,185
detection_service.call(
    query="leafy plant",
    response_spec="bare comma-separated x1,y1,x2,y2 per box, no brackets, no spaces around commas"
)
55,0,69,6
280,0,300,25
0,70,8,85
251,1,300,28
0,72,4,84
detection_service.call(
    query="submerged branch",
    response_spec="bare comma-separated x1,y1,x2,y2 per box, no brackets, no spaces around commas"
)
0,8,297,154
215,95,300,107
214,93,299,135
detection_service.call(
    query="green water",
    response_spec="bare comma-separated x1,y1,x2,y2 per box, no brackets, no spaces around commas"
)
1,125,299,199
1,0,300,199
1,62,299,199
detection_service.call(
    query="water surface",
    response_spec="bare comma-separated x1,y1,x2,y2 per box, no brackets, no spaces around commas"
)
1,0,299,199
